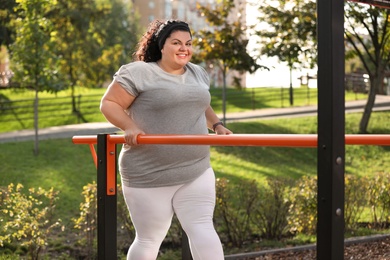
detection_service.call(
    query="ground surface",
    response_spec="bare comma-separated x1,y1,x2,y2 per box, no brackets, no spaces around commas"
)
250,237,390,260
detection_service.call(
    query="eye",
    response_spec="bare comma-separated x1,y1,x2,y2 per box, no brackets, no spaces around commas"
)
186,42,192,46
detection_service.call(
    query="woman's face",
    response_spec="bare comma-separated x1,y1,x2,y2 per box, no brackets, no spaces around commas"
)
160,30,192,71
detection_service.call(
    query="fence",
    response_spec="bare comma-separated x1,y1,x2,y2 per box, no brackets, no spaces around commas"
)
0,94,102,125
73,133,390,260
0,88,320,128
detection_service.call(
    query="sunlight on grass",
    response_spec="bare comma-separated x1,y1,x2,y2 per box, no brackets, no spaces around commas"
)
0,109,388,227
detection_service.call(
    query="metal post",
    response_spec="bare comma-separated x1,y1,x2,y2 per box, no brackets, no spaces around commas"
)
316,0,345,259
97,134,117,259
182,230,193,260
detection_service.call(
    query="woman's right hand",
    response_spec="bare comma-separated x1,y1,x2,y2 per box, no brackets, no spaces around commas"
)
101,80,145,146
123,126,145,146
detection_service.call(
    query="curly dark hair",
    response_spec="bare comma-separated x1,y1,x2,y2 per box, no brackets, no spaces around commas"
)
133,19,191,62
133,20,163,62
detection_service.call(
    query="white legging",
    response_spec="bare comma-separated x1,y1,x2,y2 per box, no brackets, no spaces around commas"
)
122,167,224,260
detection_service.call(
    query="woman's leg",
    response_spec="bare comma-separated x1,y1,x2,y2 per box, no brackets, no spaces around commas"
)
173,168,224,260
122,184,178,260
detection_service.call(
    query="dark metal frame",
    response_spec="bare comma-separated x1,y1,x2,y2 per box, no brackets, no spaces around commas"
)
97,134,117,259
316,0,345,259
94,1,347,258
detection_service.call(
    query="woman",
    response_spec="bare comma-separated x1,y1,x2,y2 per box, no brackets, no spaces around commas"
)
100,19,232,260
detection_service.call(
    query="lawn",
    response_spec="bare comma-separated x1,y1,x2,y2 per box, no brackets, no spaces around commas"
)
0,111,388,225
0,87,368,132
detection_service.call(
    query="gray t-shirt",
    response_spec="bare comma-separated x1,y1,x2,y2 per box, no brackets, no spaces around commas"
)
114,61,211,188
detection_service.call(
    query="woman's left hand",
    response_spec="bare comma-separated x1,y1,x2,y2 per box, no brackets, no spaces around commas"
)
214,125,233,135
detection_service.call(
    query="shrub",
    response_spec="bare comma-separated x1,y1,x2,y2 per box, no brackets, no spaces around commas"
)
214,178,258,248
251,177,292,240
72,182,97,259
367,172,390,227
344,175,368,231
0,183,62,260
288,176,317,235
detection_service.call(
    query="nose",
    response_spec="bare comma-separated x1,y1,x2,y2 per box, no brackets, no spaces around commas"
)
179,43,187,51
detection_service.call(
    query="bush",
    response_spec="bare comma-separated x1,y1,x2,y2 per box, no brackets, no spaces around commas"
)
344,175,368,231
214,178,258,248
72,182,97,259
0,184,62,260
288,176,317,235
251,177,292,240
367,172,390,227
75,182,184,257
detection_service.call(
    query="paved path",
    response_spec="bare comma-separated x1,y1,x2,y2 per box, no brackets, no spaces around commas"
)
1,95,389,143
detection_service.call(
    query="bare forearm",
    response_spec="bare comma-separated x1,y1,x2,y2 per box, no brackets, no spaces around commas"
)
100,100,134,131
205,105,233,134
205,106,221,130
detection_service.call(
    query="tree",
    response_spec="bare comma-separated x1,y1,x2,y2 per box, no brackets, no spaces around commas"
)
0,0,17,47
48,0,141,119
345,3,390,133
255,0,317,106
85,0,141,88
193,0,264,124
9,0,64,155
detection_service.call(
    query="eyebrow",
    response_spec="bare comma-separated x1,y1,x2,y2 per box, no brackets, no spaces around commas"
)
170,38,192,43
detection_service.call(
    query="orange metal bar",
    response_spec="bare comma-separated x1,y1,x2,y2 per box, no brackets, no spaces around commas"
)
106,139,116,196
89,144,97,169
72,134,390,146
74,134,390,178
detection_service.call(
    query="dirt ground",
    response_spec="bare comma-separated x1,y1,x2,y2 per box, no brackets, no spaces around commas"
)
252,236,390,260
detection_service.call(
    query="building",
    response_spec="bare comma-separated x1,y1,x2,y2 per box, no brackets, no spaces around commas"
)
132,0,247,88
132,0,215,31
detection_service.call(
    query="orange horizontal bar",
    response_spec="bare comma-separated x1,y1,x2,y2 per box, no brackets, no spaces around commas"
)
72,134,390,147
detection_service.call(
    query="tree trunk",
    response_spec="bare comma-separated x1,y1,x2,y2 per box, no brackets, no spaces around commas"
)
359,77,380,133
222,65,227,125
34,89,39,155
289,66,294,106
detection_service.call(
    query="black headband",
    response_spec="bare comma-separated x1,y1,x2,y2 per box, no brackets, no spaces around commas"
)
156,21,192,50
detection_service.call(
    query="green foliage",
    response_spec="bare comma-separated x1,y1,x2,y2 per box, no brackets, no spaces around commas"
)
214,178,258,247
0,0,18,47
0,109,389,257
345,3,390,133
194,0,263,89
48,0,141,92
366,172,390,227
252,177,292,240
255,0,317,70
0,87,369,133
10,0,64,92
0,183,62,259
72,182,97,259
73,182,185,257
344,175,368,231
288,176,317,234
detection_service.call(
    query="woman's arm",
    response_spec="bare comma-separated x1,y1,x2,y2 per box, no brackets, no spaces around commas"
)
100,80,145,145
205,105,233,135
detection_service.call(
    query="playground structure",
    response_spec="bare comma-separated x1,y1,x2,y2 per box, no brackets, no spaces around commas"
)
72,0,390,258
72,134,390,259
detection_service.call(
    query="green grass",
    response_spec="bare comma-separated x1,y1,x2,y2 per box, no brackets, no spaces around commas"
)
0,111,388,225
0,88,387,257
0,87,368,132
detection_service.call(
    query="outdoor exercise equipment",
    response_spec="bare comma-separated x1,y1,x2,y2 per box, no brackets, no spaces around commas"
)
72,133,390,259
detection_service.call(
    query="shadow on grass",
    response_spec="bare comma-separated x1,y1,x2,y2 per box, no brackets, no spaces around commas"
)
212,121,318,183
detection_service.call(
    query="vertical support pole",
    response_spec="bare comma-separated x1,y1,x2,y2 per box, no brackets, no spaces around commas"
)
182,230,193,260
316,0,345,259
97,134,117,259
